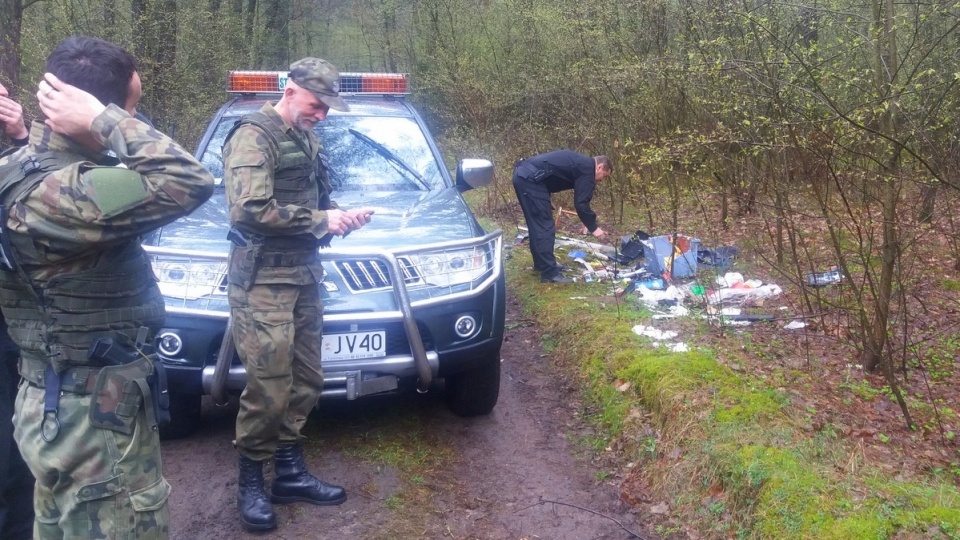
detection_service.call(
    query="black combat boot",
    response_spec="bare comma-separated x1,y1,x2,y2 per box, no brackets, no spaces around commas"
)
271,444,347,506
237,456,277,531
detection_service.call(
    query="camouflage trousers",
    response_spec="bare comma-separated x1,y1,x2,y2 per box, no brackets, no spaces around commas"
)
13,384,169,539
229,282,324,461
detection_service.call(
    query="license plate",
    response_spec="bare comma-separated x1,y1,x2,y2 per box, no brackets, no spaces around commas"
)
322,331,386,361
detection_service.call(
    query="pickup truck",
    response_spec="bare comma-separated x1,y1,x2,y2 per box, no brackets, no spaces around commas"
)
143,71,505,438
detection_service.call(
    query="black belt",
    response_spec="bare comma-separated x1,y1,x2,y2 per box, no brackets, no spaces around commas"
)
514,160,547,183
22,364,99,395
25,364,102,442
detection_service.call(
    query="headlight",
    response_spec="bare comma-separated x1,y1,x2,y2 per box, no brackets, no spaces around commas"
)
157,332,184,356
153,260,228,300
408,247,489,288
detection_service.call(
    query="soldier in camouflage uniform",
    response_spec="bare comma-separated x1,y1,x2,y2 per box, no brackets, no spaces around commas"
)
223,57,374,532
0,37,215,539
0,82,34,540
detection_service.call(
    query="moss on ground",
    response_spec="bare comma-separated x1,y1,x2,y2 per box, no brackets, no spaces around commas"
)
505,245,960,539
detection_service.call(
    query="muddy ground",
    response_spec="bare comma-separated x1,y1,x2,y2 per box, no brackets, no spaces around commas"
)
162,293,658,540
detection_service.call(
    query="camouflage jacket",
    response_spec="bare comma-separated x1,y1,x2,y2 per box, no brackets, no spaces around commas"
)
2,106,215,277
223,102,334,285
0,105,215,370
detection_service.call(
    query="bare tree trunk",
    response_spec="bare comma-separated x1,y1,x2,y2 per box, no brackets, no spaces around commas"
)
133,0,178,132
859,0,912,429
290,0,306,57
104,0,117,29
132,0,145,36
774,155,788,265
917,183,937,223
260,0,289,68
715,172,729,229
0,0,25,94
244,0,257,66
381,0,397,72
862,0,898,373
156,0,177,129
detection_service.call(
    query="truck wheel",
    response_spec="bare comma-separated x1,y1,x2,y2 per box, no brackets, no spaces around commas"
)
445,355,501,416
159,393,202,440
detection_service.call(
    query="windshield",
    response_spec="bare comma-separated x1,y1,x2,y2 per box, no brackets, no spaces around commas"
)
199,114,446,191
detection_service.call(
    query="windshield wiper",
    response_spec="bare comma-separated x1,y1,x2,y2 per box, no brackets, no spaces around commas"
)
348,128,430,190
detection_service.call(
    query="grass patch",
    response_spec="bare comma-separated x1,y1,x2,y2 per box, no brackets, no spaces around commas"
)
941,279,960,292
348,427,441,472
323,406,454,539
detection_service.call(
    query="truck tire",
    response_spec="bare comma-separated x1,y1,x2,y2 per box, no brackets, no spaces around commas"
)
445,355,501,417
159,393,202,440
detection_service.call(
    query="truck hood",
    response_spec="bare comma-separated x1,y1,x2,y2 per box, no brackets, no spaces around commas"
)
151,188,484,252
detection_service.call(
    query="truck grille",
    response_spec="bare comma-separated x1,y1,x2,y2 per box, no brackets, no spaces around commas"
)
335,258,421,291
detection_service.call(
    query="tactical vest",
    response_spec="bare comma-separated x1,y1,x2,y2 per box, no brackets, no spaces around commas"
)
0,148,166,375
227,111,328,263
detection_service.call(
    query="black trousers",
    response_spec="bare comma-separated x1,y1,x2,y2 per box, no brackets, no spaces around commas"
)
0,327,33,540
513,172,559,277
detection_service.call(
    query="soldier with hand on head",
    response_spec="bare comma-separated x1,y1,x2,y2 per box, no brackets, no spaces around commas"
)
0,36,214,539
222,56,373,532
0,81,34,540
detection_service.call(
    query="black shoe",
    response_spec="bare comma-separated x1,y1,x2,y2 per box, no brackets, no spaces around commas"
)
534,263,568,274
540,274,575,284
271,444,347,506
237,456,277,532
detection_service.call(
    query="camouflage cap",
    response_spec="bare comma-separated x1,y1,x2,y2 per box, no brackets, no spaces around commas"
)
288,57,349,112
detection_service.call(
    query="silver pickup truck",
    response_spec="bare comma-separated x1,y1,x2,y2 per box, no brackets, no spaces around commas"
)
142,72,505,438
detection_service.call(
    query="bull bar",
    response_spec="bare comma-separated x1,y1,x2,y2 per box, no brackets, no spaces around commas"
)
143,229,503,399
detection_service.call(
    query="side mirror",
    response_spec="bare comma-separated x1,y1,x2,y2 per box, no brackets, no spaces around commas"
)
455,159,494,192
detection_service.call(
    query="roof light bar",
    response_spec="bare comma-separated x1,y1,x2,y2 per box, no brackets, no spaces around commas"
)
227,71,283,93
340,73,408,94
227,71,409,95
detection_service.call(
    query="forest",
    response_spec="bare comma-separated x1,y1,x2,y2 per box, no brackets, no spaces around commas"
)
3,1,960,536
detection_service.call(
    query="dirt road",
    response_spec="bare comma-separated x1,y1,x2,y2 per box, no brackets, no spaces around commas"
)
162,294,655,539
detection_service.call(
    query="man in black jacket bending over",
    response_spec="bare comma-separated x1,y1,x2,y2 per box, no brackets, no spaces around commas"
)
513,150,611,283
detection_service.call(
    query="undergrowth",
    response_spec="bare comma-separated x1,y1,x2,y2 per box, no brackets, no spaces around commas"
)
505,242,960,539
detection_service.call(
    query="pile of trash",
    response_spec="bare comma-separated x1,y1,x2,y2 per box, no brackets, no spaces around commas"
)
515,227,838,336
705,272,782,307
544,230,739,284
625,272,784,318
551,233,790,327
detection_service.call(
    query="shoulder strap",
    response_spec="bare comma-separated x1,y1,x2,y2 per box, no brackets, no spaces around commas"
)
224,112,314,161
0,151,75,203
0,150,73,287
224,112,283,158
